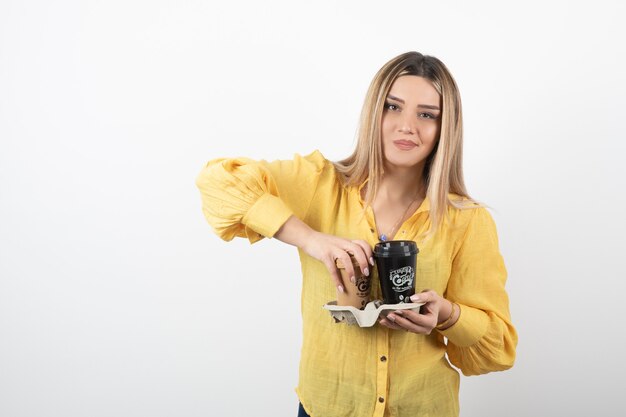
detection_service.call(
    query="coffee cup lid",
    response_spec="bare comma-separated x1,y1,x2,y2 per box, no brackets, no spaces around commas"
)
373,240,419,257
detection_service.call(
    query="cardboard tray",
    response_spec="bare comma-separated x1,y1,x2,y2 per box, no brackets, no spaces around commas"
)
323,300,425,327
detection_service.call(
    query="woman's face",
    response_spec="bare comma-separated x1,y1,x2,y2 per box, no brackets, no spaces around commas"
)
380,75,441,171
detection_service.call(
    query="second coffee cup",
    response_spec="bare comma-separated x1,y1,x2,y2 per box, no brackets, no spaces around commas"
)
374,240,419,304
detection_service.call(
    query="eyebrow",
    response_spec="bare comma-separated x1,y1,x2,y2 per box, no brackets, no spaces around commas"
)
387,94,440,111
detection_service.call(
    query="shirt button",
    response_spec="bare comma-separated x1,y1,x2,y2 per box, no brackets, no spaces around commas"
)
380,355,387,362
378,397,385,403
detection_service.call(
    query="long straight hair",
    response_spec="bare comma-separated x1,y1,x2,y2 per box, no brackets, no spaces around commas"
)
333,51,476,237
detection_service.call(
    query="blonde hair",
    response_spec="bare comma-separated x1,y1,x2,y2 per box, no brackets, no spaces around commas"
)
333,51,476,237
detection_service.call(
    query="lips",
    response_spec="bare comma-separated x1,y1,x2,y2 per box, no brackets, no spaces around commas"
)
393,140,417,150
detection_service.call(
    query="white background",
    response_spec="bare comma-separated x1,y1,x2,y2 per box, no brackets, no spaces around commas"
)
1,1,625,416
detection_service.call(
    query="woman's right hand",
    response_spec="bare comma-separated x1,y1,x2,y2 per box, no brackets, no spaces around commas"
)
301,231,374,293
274,215,373,292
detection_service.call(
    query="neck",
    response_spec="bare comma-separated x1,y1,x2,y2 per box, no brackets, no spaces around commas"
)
378,164,427,203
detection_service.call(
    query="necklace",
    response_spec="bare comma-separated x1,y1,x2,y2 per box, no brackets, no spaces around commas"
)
375,190,422,242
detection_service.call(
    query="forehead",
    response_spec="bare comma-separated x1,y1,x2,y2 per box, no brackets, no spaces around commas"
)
388,75,440,104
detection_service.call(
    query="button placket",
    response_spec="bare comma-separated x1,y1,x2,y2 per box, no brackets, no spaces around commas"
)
373,326,389,417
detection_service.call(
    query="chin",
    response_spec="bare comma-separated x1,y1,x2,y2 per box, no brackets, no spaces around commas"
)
384,154,424,170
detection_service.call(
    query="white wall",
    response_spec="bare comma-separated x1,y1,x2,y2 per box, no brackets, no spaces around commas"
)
1,1,625,416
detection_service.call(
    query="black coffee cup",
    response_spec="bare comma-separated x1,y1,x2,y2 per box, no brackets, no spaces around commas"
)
374,240,419,304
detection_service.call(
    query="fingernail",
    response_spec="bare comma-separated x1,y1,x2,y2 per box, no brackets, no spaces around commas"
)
369,257,375,266
394,310,403,315
338,285,344,293
350,276,355,284
364,267,369,276
387,314,396,322
410,294,420,302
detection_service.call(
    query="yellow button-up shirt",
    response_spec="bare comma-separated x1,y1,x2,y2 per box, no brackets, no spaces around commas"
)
196,150,517,417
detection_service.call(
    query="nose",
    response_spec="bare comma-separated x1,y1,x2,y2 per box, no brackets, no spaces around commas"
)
398,114,416,134
399,125,414,134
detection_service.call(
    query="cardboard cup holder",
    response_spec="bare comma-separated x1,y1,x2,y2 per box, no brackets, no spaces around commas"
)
323,300,425,327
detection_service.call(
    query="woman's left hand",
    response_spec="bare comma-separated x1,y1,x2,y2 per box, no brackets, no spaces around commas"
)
379,290,450,334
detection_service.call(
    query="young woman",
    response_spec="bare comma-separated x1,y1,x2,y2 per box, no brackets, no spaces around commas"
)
196,51,517,417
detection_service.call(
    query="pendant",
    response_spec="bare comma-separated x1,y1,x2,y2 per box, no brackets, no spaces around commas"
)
379,234,388,242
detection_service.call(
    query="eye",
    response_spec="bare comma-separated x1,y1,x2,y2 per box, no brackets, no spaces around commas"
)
384,102,400,111
418,112,437,119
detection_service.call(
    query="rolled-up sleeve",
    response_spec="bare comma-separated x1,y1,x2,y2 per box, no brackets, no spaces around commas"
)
195,150,325,243
439,208,518,376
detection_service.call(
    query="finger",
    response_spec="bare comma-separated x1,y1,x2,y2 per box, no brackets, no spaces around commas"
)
393,310,437,331
388,312,434,334
335,251,355,284
403,314,437,330
346,242,370,277
399,306,438,324
410,289,438,303
420,302,440,317
351,239,374,267
379,317,404,331
393,309,421,321
323,257,345,292
409,291,442,324
399,306,438,322
384,313,415,331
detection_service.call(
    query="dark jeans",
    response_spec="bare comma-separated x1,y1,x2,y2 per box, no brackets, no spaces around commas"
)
298,403,311,417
